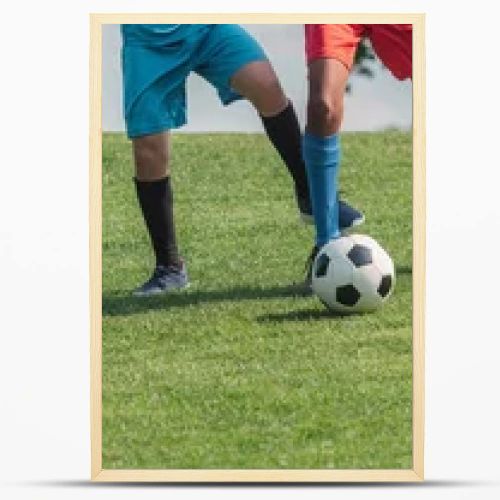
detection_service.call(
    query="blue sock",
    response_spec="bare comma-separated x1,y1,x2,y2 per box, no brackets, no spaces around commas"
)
302,132,341,247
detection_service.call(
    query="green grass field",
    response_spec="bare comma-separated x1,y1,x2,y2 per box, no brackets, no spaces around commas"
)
102,131,413,469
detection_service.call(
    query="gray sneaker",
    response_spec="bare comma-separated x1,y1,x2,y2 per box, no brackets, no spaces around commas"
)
133,262,189,297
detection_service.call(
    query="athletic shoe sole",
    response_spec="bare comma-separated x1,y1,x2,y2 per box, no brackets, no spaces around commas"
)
132,281,190,297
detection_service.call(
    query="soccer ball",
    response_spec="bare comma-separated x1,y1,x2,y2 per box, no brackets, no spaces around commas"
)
311,234,395,313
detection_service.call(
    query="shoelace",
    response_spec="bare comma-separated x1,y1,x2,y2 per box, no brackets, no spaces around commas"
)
145,265,178,285
141,268,165,288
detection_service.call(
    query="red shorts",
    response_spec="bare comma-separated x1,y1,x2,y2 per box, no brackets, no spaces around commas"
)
305,24,412,80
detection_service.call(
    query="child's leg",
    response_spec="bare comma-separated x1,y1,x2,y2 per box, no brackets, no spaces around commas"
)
133,131,181,270
229,60,310,205
304,58,350,246
193,25,310,214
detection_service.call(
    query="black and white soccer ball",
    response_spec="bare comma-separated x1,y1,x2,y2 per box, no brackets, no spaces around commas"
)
311,234,395,313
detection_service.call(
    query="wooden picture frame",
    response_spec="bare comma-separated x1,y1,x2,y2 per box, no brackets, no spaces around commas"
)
90,13,425,482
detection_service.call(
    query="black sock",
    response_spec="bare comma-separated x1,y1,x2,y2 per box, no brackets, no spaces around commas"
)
134,177,181,268
261,101,309,200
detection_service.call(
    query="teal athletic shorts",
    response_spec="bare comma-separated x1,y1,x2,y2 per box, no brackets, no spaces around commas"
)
121,24,268,138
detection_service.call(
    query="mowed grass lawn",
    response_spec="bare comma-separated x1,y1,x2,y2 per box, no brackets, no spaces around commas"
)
102,131,413,469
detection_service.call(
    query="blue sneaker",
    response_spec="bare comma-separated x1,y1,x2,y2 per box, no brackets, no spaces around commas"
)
338,199,365,233
133,262,189,297
298,195,364,234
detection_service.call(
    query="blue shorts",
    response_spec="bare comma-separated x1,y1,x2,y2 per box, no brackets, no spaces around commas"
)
121,24,268,138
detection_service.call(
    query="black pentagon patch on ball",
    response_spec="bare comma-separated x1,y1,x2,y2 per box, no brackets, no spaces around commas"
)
315,253,330,278
347,244,372,267
378,275,392,297
336,284,361,307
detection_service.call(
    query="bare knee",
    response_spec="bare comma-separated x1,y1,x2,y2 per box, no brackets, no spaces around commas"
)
252,74,287,116
134,136,167,166
133,133,170,180
307,94,343,136
230,61,288,117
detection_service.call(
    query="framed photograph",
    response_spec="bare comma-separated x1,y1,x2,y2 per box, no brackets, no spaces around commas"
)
90,13,425,482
